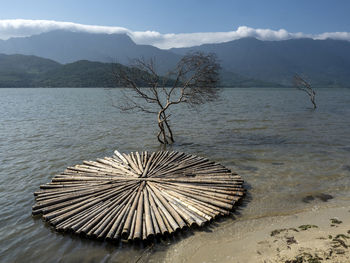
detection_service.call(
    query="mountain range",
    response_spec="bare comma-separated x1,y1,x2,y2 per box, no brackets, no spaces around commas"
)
171,37,350,86
0,31,179,74
1,30,350,87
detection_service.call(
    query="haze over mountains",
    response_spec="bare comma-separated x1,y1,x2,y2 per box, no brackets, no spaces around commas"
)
172,38,350,86
1,30,350,87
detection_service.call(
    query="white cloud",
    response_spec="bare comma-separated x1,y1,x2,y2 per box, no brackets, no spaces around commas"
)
315,31,350,41
0,19,129,39
0,19,349,49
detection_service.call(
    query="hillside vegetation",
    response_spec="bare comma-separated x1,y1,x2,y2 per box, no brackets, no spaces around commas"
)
0,54,156,87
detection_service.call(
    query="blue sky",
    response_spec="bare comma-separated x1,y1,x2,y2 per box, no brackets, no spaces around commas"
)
1,0,349,34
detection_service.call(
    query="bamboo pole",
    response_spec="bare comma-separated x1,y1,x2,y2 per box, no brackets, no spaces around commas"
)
127,211,137,241
133,191,144,240
143,188,154,239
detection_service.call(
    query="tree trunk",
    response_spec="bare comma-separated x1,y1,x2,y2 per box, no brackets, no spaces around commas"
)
162,113,174,143
157,109,174,145
157,111,167,144
310,92,317,109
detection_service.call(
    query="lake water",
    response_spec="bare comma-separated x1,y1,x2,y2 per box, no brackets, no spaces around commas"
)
1,88,350,262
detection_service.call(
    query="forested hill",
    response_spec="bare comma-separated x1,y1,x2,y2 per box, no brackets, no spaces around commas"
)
0,54,59,87
0,54,154,87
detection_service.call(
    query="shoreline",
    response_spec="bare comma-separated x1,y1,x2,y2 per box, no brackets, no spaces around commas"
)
161,205,350,262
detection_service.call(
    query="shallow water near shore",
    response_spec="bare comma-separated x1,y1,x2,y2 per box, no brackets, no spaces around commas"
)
1,87,350,262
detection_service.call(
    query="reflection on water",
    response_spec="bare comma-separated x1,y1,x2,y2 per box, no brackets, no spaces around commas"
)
0,87,350,262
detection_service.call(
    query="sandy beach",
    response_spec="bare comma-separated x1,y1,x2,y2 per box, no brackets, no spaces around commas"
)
161,205,350,263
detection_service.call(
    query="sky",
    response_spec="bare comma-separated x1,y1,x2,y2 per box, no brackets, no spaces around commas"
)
0,0,349,48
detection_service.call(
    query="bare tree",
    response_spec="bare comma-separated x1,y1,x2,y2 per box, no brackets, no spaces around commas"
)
114,52,221,144
294,74,317,109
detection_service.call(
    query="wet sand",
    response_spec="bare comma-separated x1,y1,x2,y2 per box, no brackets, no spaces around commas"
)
161,206,350,262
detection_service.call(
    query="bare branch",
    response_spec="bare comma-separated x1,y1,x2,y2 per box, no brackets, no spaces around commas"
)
113,52,221,144
294,74,317,109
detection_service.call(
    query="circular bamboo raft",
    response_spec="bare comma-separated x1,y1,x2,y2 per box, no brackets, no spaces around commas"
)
32,150,244,241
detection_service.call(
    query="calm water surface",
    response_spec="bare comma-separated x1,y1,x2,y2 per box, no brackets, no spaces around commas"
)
1,88,350,262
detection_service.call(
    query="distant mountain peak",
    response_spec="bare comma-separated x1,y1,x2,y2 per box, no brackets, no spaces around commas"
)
22,29,135,44
0,30,180,71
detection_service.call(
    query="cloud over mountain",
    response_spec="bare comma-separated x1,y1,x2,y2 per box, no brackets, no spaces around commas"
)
1,19,349,49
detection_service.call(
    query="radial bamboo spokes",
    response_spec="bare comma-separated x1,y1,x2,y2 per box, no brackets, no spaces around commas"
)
33,150,245,242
